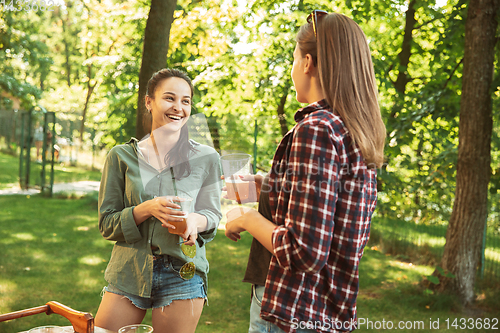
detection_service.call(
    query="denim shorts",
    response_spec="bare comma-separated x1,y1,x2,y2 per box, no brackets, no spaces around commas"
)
104,255,207,310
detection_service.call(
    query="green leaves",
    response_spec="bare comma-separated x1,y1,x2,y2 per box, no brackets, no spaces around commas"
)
0,0,498,228
426,275,440,285
425,266,455,286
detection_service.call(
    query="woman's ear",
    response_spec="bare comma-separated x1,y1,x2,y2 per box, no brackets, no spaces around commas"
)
145,95,152,112
303,54,316,74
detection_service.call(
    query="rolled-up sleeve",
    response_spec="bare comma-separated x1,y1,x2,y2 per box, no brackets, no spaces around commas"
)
272,119,340,273
194,153,222,246
98,147,142,244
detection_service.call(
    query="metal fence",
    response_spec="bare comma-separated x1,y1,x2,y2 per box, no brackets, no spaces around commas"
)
369,218,500,284
0,109,21,150
4,109,499,283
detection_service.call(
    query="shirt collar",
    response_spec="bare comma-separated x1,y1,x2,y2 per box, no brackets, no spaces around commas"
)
294,99,331,123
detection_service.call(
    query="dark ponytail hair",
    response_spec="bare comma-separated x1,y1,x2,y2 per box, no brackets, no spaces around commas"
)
146,68,198,179
146,68,194,98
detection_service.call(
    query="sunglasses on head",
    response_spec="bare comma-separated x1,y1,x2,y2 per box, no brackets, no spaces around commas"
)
307,10,328,38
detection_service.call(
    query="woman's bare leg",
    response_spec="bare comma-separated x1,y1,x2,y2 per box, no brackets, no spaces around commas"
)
152,298,204,333
95,291,147,332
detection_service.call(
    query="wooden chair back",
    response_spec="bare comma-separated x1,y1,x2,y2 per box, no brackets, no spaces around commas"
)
0,301,94,333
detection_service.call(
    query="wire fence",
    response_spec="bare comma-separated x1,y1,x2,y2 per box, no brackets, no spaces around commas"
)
0,109,21,150
0,109,107,168
2,109,499,284
369,218,500,284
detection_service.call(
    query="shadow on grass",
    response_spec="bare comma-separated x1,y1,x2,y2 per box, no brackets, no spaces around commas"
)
369,218,500,283
2,196,499,333
0,194,110,333
357,247,500,332
0,194,253,333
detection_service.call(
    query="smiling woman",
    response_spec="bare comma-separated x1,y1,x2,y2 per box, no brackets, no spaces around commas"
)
95,69,222,333
140,69,196,173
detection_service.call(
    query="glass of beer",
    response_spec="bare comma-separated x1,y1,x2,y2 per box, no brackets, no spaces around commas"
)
225,178,251,203
220,153,253,204
166,194,193,235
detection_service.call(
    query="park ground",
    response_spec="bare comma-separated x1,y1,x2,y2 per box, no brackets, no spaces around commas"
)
0,151,499,332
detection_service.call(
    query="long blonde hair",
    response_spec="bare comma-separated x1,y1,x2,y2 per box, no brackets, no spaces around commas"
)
296,13,386,168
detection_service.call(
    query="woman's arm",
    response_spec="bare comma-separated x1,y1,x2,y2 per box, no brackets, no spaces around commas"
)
225,207,276,253
98,148,141,243
270,120,339,273
176,151,223,246
134,197,184,226
226,119,340,273
99,148,185,243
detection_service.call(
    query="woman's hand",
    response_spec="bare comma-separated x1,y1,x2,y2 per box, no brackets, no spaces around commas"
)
132,196,184,226
158,207,208,247
225,206,257,241
174,213,207,246
221,174,264,203
225,207,276,252
150,196,187,228
134,197,207,247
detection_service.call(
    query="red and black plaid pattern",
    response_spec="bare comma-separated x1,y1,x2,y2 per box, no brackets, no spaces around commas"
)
261,100,377,332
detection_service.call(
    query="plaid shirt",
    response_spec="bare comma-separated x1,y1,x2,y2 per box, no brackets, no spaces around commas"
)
261,100,377,332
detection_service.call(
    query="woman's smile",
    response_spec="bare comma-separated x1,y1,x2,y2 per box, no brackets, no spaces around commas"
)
166,114,183,121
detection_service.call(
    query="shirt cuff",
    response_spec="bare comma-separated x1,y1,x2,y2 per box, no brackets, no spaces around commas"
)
271,225,291,269
194,210,218,246
121,207,142,244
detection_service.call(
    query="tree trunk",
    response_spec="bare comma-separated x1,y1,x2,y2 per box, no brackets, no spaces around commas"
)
394,0,416,95
61,17,72,87
207,114,221,153
136,0,177,140
80,41,117,143
80,63,96,143
436,0,499,307
276,86,290,137
389,0,416,120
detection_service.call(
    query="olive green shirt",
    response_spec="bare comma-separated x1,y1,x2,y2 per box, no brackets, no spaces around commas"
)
98,138,222,297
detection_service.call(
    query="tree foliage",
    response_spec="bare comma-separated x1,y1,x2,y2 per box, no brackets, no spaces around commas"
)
0,0,499,304
0,8,47,109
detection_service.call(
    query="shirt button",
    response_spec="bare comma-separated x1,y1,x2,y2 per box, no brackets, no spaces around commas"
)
153,195,157,198
157,175,160,179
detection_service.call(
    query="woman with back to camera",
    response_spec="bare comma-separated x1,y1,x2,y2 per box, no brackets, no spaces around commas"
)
95,68,222,333
225,11,386,333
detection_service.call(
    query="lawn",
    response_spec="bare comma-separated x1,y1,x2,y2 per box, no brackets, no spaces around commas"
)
0,151,102,190
0,171,499,332
0,194,254,333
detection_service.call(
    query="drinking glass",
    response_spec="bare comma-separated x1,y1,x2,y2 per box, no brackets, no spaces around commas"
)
220,153,254,203
118,324,154,333
28,326,66,333
166,194,193,235
220,153,252,177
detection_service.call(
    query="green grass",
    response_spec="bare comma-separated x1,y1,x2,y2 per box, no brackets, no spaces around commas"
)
0,194,108,332
357,246,500,332
0,151,102,190
0,193,498,332
0,194,253,333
